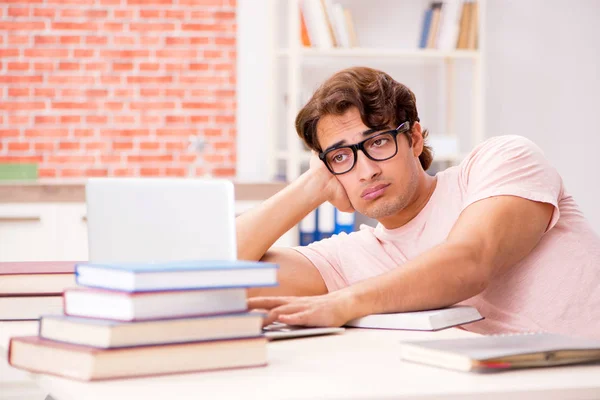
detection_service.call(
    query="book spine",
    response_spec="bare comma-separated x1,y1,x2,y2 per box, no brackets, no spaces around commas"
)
331,3,350,48
419,8,434,49
299,7,312,47
426,3,443,49
301,0,333,49
317,202,335,240
299,209,317,246
334,210,355,234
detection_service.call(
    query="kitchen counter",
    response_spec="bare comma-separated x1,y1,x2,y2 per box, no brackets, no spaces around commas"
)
0,180,287,203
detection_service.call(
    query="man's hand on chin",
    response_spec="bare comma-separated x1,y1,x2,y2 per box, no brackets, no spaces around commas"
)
248,290,359,327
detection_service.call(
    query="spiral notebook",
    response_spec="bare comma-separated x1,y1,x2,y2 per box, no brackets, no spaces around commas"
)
400,332,600,372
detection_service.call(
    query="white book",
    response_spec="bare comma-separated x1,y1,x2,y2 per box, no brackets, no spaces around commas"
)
332,3,350,48
437,0,464,50
40,313,263,348
346,305,483,331
317,202,335,239
64,288,247,321
301,0,333,49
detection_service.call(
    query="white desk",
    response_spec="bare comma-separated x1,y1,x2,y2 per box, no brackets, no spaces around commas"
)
2,321,600,400
0,321,48,400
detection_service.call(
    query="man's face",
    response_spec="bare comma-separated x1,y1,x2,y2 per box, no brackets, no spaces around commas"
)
317,107,421,220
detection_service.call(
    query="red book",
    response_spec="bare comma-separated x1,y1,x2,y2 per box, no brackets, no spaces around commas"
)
9,336,267,381
0,261,78,296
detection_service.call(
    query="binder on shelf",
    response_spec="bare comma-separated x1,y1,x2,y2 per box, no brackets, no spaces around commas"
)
317,202,335,241
334,209,355,234
418,7,434,49
299,210,317,246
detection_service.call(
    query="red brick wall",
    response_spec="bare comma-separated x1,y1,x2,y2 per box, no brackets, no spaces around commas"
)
0,0,237,179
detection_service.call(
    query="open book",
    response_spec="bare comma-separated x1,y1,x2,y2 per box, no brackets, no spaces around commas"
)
345,306,483,331
400,333,600,372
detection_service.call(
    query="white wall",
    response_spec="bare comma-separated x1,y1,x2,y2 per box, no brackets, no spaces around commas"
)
484,0,600,232
236,0,273,182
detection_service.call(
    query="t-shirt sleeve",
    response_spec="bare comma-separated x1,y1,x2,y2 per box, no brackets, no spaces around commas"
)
292,233,352,292
460,135,563,232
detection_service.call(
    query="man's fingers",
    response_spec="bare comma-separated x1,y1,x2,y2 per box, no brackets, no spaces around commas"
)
270,303,307,322
278,310,312,326
264,303,307,326
247,296,294,311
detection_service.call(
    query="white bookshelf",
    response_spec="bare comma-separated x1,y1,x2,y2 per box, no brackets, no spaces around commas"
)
278,48,481,59
267,0,486,182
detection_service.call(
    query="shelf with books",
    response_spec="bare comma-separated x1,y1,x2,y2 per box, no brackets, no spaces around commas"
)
269,0,485,181
277,48,481,60
265,0,485,244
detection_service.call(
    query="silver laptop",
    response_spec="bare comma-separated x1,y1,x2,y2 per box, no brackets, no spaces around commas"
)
86,178,237,263
263,322,345,340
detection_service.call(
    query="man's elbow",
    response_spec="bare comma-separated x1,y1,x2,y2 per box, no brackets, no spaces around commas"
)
453,242,491,297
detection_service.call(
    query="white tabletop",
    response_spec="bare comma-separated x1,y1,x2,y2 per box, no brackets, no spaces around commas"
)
2,321,600,400
0,321,48,400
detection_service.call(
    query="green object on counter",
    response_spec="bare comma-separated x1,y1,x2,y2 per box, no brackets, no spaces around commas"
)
0,163,38,180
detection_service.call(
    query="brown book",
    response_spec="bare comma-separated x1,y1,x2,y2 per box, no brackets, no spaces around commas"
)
456,2,472,49
426,3,443,49
0,295,63,320
0,261,78,295
467,1,479,49
9,336,267,381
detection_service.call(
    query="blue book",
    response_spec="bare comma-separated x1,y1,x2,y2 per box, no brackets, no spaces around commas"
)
419,8,433,49
75,260,279,292
299,210,318,246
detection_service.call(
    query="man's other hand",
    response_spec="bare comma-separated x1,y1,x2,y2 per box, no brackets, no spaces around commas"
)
309,152,354,213
248,290,357,327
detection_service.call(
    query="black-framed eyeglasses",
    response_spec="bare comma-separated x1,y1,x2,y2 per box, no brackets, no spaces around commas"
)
318,121,411,175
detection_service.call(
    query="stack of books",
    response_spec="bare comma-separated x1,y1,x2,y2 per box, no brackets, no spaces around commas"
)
0,261,78,321
8,259,278,381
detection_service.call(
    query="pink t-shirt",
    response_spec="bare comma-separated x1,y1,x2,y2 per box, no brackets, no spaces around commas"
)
294,135,600,338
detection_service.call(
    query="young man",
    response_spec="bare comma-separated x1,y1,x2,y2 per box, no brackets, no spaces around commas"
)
238,67,600,338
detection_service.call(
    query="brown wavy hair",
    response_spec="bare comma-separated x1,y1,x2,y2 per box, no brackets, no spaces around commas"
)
295,66,433,170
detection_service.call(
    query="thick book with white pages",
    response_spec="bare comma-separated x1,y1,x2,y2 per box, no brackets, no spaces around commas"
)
345,306,483,331
40,313,263,348
75,259,278,292
9,336,267,381
400,333,600,372
63,288,247,321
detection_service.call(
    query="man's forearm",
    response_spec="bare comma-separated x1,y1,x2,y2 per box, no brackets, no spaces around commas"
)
345,241,488,319
236,170,326,261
